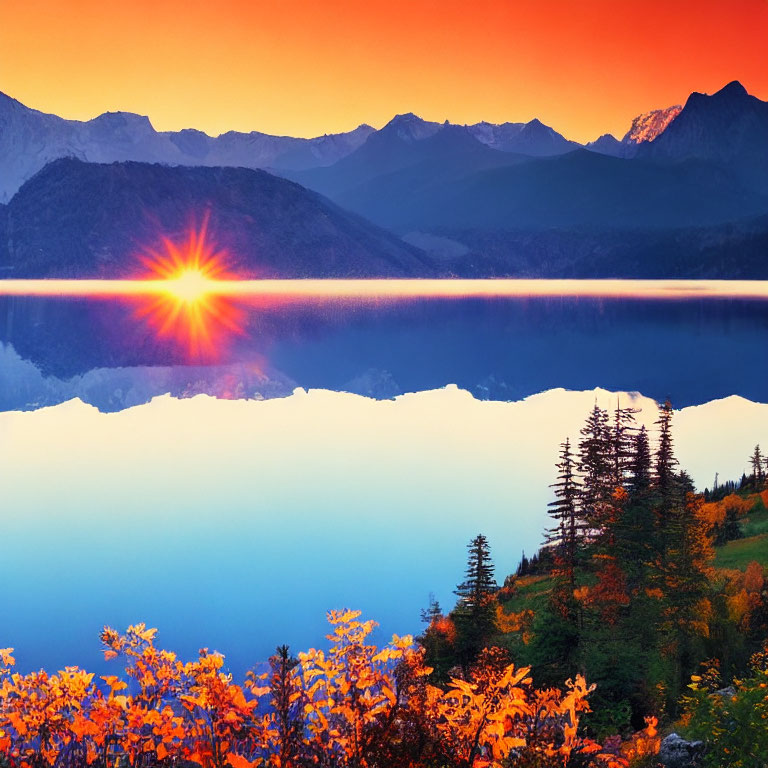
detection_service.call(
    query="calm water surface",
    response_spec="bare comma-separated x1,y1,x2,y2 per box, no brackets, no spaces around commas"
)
1,284,767,676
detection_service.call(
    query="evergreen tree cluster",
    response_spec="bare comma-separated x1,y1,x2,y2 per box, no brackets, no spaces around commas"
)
420,400,768,739
747,443,768,490
531,400,716,730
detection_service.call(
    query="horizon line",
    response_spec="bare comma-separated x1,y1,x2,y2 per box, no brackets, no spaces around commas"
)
1,278,767,301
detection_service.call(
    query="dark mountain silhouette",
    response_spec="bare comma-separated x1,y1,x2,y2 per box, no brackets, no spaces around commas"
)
431,213,768,279
637,81,768,189
0,158,434,278
306,146,767,233
289,114,449,198
295,123,527,221
292,116,580,201
291,82,768,235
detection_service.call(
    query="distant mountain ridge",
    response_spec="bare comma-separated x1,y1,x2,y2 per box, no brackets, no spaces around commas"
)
292,82,768,235
0,158,434,278
0,90,610,202
0,91,376,203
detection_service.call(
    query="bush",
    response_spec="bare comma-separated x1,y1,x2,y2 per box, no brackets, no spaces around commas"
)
681,643,768,768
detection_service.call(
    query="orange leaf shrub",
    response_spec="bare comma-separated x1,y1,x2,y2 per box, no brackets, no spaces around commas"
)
0,613,626,768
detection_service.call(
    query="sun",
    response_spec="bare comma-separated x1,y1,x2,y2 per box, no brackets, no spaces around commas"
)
134,220,244,359
165,269,213,304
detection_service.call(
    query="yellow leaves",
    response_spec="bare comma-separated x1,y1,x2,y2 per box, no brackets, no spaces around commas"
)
180,694,205,711
112,695,129,709
690,598,713,637
0,648,15,668
0,613,620,768
728,589,751,624
140,671,157,689
371,648,401,664
438,659,611,765
327,609,362,626
103,650,118,661
446,677,477,697
380,684,397,707
390,633,414,650
127,624,158,643
494,604,534,637
101,675,127,693
498,664,533,690
620,714,661,761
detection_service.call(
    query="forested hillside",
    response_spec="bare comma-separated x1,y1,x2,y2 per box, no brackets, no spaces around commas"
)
420,402,768,764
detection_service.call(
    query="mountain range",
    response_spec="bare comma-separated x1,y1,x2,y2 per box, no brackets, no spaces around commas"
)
1,80,767,278
0,89,641,203
0,91,376,204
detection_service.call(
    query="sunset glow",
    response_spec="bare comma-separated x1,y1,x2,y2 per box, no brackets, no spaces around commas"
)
2,0,767,144
132,224,244,359
164,270,214,304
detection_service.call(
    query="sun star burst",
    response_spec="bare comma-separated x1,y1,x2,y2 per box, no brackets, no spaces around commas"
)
135,221,244,359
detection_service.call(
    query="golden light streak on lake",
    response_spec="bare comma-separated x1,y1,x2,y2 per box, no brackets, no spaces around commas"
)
1,278,768,300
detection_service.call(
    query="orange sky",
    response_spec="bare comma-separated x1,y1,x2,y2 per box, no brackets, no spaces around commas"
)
2,0,767,143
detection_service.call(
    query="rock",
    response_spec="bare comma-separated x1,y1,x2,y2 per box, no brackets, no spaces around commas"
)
659,733,705,768
715,685,737,698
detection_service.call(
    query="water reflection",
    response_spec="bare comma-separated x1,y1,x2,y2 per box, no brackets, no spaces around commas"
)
1,294,767,410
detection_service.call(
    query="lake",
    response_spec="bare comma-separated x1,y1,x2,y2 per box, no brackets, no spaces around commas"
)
1,284,767,410
0,282,767,677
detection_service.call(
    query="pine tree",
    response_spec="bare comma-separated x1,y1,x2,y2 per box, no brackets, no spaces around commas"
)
654,400,679,505
455,534,498,610
546,438,584,588
750,445,764,487
267,645,304,766
610,400,639,489
617,426,657,595
629,425,652,495
420,593,442,624
578,404,612,532
453,534,498,668
656,481,714,712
